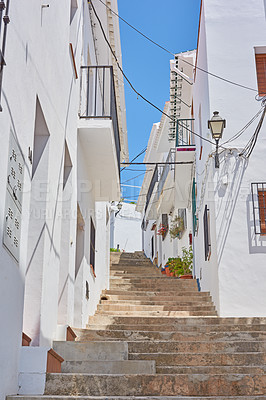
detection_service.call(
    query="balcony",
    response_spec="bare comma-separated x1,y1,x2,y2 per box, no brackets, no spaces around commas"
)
157,149,175,214
175,119,196,208
78,66,121,201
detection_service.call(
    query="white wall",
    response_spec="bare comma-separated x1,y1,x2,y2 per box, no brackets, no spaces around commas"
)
113,203,142,252
193,0,266,316
0,0,126,398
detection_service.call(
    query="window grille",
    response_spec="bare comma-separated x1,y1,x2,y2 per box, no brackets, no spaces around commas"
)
251,183,266,235
161,213,168,241
203,205,211,261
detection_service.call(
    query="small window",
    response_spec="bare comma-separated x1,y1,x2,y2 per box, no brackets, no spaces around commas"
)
151,236,154,259
251,183,266,235
203,205,211,261
90,218,96,272
255,54,266,97
162,214,169,241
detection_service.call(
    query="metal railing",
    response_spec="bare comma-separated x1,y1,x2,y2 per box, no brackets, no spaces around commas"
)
176,119,195,146
144,166,158,213
251,182,266,235
157,148,175,199
79,65,121,172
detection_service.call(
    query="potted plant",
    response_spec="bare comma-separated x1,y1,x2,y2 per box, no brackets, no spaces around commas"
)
167,247,193,279
179,246,193,279
157,223,168,239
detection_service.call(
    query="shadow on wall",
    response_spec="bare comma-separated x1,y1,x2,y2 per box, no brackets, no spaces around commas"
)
215,152,248,264
246,194,266,254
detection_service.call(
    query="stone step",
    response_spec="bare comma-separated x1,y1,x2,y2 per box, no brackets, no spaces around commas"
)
157,365,266,374
7,396,266,400
53,341,128,361
109,281,197,288
97,304,216,312
127,340,266,354
44,373,266,396
105,290,205,297
100,300,215,306
86,323,266,332
74,328,266,342
62,360,156,374
88,316,266,326
92,310,218,318
103,291,211,300
109,277,196,283
129,352,266,366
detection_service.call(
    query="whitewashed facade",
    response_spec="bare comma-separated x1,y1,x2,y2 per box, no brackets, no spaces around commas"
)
110,202,142,252
137,51,196,269
193,0,266,316
0,0,128,398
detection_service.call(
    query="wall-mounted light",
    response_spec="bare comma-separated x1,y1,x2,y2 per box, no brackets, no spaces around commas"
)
115,202,122,217
208,111,226,168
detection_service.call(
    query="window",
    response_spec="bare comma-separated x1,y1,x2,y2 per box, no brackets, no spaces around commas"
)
251,183,266,235
90,218,96,271
203,205,211,261
255,54,266,97
162,214,169,241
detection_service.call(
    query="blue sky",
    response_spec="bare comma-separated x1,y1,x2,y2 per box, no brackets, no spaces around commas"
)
117,0,201,202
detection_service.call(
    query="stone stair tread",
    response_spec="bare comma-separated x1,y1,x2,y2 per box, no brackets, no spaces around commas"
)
7,396,266,400
44,373,266,396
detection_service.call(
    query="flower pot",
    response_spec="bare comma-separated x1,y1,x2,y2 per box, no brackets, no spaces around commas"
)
170,272,174,277
165,267,171,276
180,274,193,279
161,270,166,275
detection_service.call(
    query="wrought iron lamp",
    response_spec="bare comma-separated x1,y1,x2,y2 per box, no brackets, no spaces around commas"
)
208,111,226,168
115,202,122,217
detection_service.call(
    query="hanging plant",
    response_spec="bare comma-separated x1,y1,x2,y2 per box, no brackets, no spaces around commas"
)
157,223,168,237
169,216,184,239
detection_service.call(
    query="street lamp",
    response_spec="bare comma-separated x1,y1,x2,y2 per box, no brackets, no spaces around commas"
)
208,111,226,168
115,202,122,217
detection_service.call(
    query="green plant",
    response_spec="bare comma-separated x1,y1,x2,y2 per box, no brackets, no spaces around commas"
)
181,246,193,274
110,248,120,252
167,246,193,277
169,216,184,239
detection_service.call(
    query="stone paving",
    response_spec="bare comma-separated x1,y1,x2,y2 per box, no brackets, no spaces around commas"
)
8,252,266,399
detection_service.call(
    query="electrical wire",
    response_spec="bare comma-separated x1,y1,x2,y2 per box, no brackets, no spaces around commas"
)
239,105,266,158
121,171,148,184
95,0,174,56
89,0,215,148
93,0,258,94
220,107,264,146
120,146,147,172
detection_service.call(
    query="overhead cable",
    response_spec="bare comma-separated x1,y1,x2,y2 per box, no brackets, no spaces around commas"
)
89,0,215,148
94,0,258,93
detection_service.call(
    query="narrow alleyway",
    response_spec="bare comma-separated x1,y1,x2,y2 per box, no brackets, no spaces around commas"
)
10,252,266,398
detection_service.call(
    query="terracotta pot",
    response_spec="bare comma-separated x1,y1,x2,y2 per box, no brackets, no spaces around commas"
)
165,267,171,277
161,270,166,275
170,272,174,277
180,274,193,279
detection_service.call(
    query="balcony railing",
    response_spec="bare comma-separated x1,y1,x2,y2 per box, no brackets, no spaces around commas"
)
79,65,121,171
144,166,158,213
157,148,175,199
176,119,195,147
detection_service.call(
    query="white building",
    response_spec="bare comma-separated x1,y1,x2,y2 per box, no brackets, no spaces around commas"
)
136,51,196,268
0,0,128,399
192,0,266,316
110,202,142,252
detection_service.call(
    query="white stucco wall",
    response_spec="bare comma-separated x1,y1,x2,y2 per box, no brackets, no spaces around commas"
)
193,0,266,316
0,0,126,398
112,203,142,252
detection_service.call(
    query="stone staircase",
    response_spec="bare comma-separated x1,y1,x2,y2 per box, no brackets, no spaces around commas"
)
9,252,266,399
